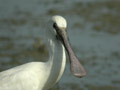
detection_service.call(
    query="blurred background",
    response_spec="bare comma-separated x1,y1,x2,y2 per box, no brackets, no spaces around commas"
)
0,0,120,90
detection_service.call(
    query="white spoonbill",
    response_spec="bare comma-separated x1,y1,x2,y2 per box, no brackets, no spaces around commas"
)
0,15,86,90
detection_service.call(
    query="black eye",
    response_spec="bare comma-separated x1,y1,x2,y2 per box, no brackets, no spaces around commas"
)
53,23,57,29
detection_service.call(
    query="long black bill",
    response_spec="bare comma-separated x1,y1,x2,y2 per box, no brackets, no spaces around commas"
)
56,28,87,78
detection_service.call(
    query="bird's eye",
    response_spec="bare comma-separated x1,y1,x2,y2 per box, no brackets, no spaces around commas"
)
53,23,57,29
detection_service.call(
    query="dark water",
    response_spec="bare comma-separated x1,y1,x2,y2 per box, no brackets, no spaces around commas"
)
0,0,120,90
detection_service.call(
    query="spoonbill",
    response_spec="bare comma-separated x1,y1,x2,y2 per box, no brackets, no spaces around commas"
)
0,15,86,90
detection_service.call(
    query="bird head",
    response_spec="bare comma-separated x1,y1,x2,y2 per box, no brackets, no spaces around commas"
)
52,15,67,30
51,15,87,78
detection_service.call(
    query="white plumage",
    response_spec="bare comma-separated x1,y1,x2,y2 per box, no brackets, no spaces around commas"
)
0,15,86,90
0,15,66,90
52,15,67,28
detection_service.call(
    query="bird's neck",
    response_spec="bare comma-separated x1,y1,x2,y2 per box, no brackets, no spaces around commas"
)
44,37,66,89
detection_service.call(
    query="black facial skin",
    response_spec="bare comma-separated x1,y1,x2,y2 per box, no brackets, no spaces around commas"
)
53,23,86,78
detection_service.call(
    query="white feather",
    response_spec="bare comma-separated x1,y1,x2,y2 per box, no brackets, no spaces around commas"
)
0,15,67,90
52,15,67,28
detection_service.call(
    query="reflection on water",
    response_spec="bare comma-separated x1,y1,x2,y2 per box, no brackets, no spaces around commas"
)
0,0,120,90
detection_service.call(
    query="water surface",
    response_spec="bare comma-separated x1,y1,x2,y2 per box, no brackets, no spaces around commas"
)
0,0,120,90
